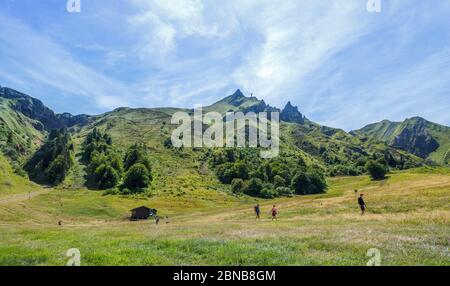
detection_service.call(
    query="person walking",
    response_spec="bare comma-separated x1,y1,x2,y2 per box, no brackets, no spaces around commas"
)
271,205,278,221
358,194,366,215
254,204,261,220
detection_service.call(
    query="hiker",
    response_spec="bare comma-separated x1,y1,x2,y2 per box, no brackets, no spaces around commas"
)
271,205,278,221
165,216,170,224
358,194,366,215
155,216,160,225
254,204,261,220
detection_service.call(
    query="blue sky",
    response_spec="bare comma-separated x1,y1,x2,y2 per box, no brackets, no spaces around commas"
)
0,0,449,130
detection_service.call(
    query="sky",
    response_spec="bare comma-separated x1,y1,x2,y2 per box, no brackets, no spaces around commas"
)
0,0,449,131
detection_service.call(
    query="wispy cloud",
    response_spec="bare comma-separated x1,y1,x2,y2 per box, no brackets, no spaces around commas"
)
0,0,449,129
0,12,131,112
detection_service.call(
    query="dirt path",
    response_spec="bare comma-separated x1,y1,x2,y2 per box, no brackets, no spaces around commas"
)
0,189,51,205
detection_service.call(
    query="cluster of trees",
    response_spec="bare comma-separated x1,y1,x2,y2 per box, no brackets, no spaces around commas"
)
25,128,73,184
365,160,388,180
82,128,152,193
208,149,327,198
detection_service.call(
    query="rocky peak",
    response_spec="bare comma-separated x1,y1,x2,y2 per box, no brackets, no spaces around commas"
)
226,89,247,106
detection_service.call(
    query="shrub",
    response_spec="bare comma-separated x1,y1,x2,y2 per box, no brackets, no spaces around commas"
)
123,163,152,190
305,169,327,194
46,154,72,184
276,187,294,197
366,160,388,180
291,169,327,195
216,162,249,184
244,178,263,197
291,172,310,195
94,164,120,190
273,175,286,188
260,188,278,199
25,128,73,184
123,144,151,172
231,178,245,195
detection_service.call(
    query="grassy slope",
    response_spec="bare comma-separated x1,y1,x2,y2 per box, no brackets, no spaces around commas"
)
63,107,231,195
354,118,450,165
0,153,44,199
0,97,44,160
290,121,423,168
0,168,448,266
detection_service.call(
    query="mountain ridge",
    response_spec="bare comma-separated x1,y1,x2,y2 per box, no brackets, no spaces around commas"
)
1,84,448,185
352,117,450,165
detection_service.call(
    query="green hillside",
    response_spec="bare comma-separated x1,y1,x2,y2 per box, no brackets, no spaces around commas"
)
353,117,450,165
0,95,44,169
0,86,432,192
0,153,44,199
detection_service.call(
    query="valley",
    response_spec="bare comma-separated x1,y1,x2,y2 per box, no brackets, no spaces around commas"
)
0,86,449,266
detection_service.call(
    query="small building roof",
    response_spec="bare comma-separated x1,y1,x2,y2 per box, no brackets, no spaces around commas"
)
131,206,151,211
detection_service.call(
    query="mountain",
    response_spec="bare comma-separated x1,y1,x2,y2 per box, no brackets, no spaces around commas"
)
281,102,305,124
0,86,90,166
204,89,279,114
0,85,440,189
352,117,450,165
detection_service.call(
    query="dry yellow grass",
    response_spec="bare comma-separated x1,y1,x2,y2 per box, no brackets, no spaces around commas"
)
0,169,449,265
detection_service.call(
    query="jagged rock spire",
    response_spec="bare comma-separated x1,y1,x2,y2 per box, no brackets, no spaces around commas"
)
281,101,304,124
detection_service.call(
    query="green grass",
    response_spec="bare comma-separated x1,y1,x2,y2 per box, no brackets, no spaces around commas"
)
0,91,449,266
0,167,448,266
0,154,43,199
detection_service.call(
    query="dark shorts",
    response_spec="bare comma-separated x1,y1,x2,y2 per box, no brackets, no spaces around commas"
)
360,205,366,211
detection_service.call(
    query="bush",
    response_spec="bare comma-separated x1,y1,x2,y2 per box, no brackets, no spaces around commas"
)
291,169,327,195
25,128,73,184
306,169,327,194
82,129,125,190
273,175,286,188
366,160,388,180
123,144,152,172
46,154,72,184
94,164,120,190
276,187,294,196
216,162,249,184
260,188,278,199
244,178,263,197
291,172,309,195
123,163,152,190
231,178,245,195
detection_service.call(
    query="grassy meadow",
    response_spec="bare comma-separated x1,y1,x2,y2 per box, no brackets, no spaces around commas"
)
0,166,449,266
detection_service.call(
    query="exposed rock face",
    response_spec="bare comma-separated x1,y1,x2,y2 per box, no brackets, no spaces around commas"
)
353,116,449,163
281,102,304,124
227,89,247,106
56,113,90,127
0,86,89,130
392,118,439,158
2,87,64,130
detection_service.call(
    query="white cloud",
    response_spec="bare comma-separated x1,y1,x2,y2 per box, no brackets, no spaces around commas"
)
128,0,225,62
0,0,449,129
232,0,371,104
